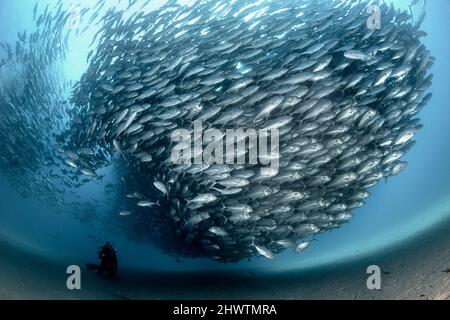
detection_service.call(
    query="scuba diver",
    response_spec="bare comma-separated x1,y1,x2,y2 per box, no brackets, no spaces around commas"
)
86,242,118,277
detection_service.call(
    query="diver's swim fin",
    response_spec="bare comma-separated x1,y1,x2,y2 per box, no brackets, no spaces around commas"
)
85,263,99,270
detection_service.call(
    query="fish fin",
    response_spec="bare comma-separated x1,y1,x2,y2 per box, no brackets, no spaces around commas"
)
212,187,225,195
409,6,415,23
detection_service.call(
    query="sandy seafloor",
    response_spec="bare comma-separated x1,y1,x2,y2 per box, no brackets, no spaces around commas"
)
0,218,448,300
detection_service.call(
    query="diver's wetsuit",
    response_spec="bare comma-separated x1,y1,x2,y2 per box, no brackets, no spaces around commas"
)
97,242,118,277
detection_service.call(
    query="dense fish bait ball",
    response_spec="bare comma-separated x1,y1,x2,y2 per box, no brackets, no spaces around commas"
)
0,0,433,262
65,0,434,262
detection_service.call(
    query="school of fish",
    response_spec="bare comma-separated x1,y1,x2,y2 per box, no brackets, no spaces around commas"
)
0,0,433,262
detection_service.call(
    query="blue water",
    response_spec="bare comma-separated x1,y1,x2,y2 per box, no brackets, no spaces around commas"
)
0,0,449,273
